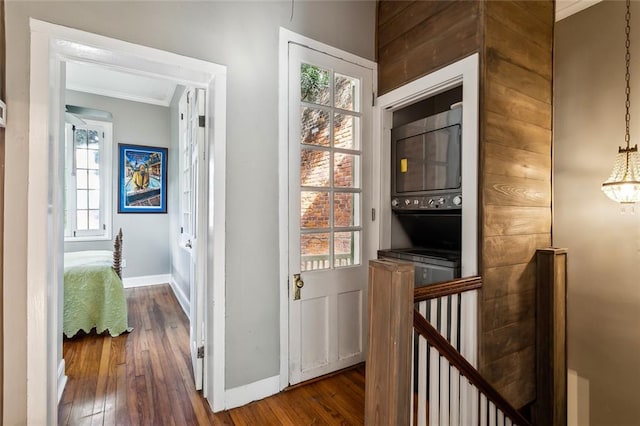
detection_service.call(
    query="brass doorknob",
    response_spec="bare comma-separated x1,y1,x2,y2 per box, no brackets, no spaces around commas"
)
293,273,304,300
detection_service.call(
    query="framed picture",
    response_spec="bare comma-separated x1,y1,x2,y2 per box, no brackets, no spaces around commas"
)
118,143,168,213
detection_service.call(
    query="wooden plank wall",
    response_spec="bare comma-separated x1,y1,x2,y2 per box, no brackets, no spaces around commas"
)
377,0,480,95
479,0,553,409
376,0,554,410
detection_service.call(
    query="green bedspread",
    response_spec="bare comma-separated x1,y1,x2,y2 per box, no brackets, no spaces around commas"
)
63,250,132,338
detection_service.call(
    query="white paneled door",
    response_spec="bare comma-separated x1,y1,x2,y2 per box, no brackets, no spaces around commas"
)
288,43,373,385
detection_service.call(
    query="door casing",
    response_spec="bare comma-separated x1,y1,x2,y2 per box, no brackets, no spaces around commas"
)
27,19,227,423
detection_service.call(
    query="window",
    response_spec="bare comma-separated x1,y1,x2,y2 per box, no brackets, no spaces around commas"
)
64,118,112,240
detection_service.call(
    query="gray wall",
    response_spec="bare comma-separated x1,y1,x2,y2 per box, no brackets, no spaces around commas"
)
168,86,190,303
4,1,375,423
555,1,640,424
63,90,172,278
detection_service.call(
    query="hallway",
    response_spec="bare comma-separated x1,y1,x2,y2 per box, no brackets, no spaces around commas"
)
59,284,365,425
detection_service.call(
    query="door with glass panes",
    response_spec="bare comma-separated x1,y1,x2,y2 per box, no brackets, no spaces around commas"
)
179,87,205,390
288,43,373,384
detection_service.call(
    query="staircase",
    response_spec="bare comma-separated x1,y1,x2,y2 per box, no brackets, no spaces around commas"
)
365,250,567,425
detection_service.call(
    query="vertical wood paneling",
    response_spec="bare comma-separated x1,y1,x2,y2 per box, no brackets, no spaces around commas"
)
479,1,553,409
377,0,481,95
375,0,554,411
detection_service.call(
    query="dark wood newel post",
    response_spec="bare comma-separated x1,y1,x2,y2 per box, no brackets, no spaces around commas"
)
535,248,568,426
365,260,413,425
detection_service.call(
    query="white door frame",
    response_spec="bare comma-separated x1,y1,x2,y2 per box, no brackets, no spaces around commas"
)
277,28,378,389
375,53,480,364
375,54,479,279
27,19,227,423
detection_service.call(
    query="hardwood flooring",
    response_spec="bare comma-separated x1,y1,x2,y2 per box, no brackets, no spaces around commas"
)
59,284,365,425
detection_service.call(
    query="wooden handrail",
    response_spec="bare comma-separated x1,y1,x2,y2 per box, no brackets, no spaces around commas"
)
413,310,532,426
413,275,482,303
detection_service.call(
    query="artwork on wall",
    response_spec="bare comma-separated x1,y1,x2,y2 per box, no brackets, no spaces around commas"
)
118,143,168,213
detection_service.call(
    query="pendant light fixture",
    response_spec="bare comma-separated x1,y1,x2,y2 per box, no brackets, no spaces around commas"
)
602,0,640,204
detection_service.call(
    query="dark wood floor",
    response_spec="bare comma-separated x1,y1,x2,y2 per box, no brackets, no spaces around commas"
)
59,284,365,425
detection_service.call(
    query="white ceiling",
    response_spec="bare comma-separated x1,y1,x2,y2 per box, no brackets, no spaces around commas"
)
556,0,603,22
66,61,178,107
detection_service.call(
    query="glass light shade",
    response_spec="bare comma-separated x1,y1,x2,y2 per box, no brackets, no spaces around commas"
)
601,146,640,203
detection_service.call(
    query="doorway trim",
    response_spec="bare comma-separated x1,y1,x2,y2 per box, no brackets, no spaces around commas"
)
375,54,479,278
375,53,480,364
277,28,377,390
27,19,227,422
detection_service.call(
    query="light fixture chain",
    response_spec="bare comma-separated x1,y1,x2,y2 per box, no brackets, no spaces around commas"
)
626,0,632,148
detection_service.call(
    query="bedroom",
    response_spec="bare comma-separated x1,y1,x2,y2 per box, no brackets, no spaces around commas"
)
61,60,203,382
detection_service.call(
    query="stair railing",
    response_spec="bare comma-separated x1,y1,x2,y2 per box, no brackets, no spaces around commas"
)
365,260,532,426
413,276,482,425
413,300,531,426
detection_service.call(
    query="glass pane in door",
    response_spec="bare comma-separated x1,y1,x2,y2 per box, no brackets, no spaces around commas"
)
334,153,360,188
301,64,330,106
334,192,359,227
301,107,330,147
301,233,330,271
299,63,363,271
301,191,330,229
334,73,359,112
334,113,359,150
334,231,360,267
301,149,330,187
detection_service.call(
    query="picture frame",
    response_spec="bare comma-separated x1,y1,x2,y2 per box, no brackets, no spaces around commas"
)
118,143,168,213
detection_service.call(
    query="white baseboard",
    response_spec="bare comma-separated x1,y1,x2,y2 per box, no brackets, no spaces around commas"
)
169,276,190,318
224,375,280,410
123,274,172,288
57,359,67,404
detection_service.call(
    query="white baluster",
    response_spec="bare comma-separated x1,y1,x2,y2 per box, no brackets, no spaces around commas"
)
470,385,479,425
417,301,428,426
450,294,459,350
506,417,513,426
429,299,439,426
489,401,497,426
410,329,415,426
450,294,460,425
460,290,478,424
439,296,449,425
460,289,478,366
460,379,469,425
497,409,505,426
480,393,488,426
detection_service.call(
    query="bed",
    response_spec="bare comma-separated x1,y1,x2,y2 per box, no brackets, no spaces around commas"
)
63,229,132,338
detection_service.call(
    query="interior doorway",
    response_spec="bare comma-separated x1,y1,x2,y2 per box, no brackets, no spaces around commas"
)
27,19,227,423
